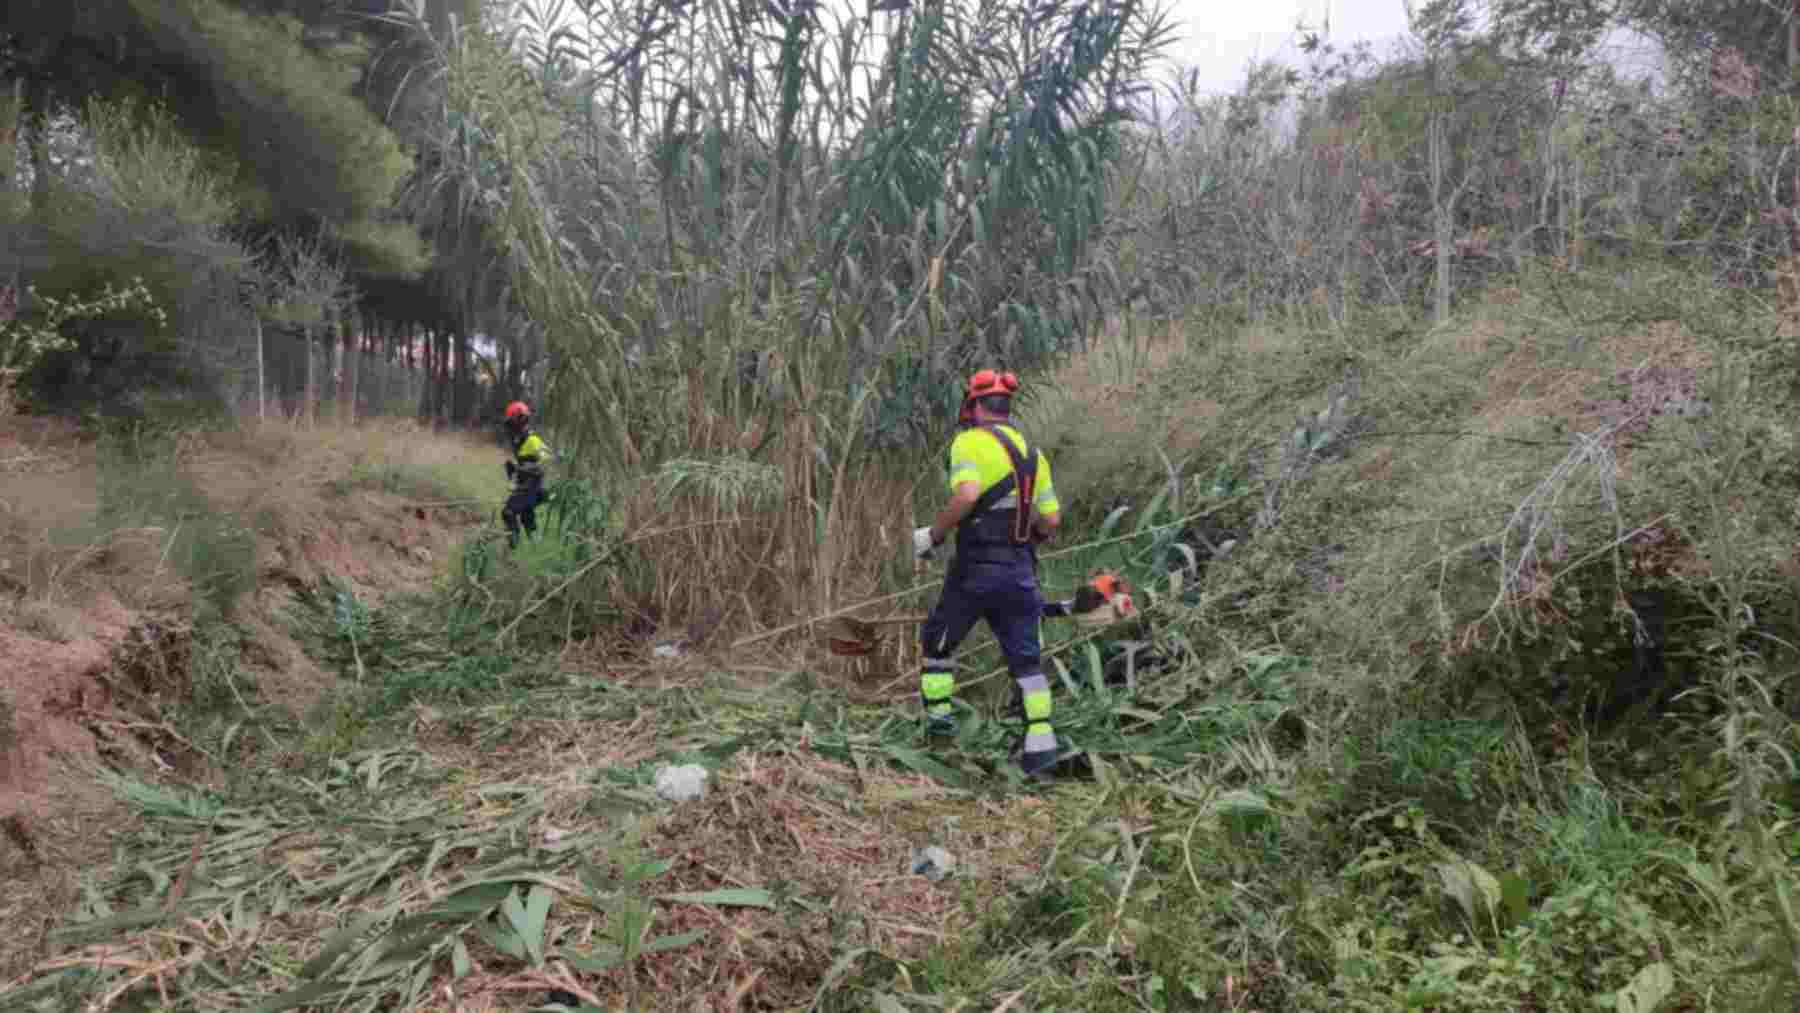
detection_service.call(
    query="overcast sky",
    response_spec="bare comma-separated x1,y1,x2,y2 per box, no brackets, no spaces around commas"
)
525,0,1418,95
1162,0,1414,94
1160,0,1666,94
523,0,1662,107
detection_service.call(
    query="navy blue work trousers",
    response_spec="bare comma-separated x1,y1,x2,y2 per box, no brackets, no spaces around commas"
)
502,485,544,542
920,556,1044,673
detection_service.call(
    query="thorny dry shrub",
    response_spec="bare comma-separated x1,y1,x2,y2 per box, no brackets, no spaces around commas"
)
1472,320,1711,446
104,619,193,712
1434,515,1710,663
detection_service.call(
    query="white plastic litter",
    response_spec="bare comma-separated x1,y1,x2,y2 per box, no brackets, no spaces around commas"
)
910,845,956,882
653,764,710,803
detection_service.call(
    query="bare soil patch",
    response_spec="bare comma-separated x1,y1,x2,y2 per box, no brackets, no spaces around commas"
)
0,414,478,980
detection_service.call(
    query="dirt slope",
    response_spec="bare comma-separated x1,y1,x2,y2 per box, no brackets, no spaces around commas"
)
0,413,484,963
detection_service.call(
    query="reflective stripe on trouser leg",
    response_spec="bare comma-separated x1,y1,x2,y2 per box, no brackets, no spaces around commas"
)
1017,673,1056,755
921,659,957,718
919,575,978,721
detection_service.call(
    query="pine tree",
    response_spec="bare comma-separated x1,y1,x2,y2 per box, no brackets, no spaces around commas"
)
0,0,431,270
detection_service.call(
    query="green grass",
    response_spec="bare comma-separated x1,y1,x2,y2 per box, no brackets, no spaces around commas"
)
88,423,258,620
281,471,626,720
302,418,505,511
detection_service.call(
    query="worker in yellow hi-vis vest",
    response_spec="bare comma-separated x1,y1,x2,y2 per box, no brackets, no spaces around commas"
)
912,369,1063,778
501,400,550,548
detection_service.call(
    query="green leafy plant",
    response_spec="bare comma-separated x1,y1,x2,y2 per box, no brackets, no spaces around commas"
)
0,277,166,377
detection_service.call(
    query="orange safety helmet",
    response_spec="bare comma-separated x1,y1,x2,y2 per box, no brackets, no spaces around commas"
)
959,368,1019,424
966,368,1019,400
504,400,531,421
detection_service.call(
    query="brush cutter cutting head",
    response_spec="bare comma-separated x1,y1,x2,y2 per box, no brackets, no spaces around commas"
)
1071,572,1135,628
820,615,894,656
828,636,877,657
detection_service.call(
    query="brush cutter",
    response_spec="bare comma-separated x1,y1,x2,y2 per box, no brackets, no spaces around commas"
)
821,614,925,657
820,573,1136,656
1064,572,1136,629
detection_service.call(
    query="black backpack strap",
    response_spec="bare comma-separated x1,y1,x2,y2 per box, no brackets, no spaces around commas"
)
968,472,1016,517
971,424,1038,544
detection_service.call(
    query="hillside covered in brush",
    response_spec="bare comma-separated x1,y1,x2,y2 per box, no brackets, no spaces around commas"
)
3,0,1800,1010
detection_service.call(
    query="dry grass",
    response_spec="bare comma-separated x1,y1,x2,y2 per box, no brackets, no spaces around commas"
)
1231,279,1743,672
0,417,100,600
618,400,924,648
3,415,486,606
1377,299,1709,534
169,419,484,605
0,756,136,985
1463,319,1710,441
209,416,501,512
1016,316,1222,521
0,698,1062,1012
0,415,502,990
1234,325,1308,360
635,752,1053,1007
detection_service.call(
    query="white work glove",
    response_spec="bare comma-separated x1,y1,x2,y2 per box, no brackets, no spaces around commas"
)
913,526,938,559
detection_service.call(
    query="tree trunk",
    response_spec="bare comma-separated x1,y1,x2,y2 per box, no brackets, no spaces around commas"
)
326,325,339,423
255,315,265,421
419,326,434,419
1570,146,1584,273
1430,111,1452,325
0,76,25,223
1790,0,1798,75
23,78,49,212
354,319,365,423
1434,206,1452,325
437,329,450,425
342,314,358,425
497,340,511,415
452,327,467,426
1538,112,1558,259
303,326,316,426
433,329,447,425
